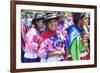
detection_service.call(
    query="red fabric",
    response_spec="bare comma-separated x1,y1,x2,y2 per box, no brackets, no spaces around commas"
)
38,29,56,48
66,55,90,61
80,49,90,60
41,29,56,41
66,56,72,61
80,55,90,60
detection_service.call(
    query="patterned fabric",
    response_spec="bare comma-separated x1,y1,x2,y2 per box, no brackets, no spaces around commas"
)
23,27,41,62
38,30,65,62
25,28,39,53
67,25,83,48
67,25,89,60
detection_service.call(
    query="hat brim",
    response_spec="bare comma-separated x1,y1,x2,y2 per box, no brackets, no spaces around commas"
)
43,17,59,23
32,18,44,24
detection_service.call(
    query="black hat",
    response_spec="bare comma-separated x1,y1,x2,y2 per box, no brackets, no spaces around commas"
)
57,12,65,17
32,13,45,24
44,13,59,22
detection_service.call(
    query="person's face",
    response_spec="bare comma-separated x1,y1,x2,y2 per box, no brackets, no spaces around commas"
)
81,16,89,26
48,19,58,31
36,19,44,28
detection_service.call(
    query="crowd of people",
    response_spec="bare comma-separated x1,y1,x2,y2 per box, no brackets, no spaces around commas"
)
21,11,90,63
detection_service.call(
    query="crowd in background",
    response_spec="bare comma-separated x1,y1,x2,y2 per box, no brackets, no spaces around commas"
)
21,10,90,63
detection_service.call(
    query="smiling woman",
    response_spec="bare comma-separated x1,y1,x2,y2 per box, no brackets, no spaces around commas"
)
10,0,97,72
38,13,65,62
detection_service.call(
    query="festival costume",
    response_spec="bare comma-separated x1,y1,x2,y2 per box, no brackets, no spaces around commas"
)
67,25,89,60
23,28,40,62
38,30,65,62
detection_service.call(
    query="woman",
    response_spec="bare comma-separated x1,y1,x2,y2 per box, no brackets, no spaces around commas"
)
23,13,45,62
67,13,89,60
38,13,66,62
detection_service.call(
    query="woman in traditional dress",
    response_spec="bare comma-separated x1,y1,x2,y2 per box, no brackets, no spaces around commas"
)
67,13,89,60
38,13,66,62
23,13,45,62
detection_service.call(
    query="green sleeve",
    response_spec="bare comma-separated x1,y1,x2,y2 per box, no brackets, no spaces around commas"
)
70,36,80,60
70,36,88,61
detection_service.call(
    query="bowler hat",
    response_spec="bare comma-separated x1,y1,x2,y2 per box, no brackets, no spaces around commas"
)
44,13,59,22
32,13,45,24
